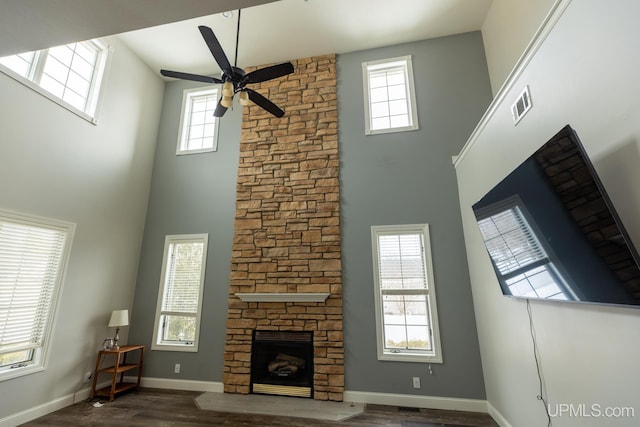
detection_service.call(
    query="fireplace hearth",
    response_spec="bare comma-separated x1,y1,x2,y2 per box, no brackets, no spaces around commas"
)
250,330,313,398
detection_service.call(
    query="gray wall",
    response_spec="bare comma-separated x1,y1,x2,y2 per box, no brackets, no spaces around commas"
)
130,32,492,399
338,32,492,398
128,80,241,380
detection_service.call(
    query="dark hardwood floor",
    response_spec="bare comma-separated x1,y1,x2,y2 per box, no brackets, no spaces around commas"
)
22,388,498,427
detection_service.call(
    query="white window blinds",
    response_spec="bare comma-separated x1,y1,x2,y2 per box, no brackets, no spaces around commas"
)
161,239,205,315
378,233,428,292
477,206,546,275
0,215,70,357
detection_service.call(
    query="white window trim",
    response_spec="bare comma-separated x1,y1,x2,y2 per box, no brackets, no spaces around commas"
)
0,209,75,382
362,55,419,135
176,86,220,155
0,39,111,125
371,224,443,363
152,234,208,352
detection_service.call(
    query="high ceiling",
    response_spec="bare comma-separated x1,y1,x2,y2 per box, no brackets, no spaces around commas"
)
0,0,493,81
0,0,276,57
119,0,493,78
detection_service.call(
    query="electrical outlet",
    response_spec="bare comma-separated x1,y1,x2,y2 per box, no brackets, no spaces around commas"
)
174,363,181,374
412,376,421,389
84,371,92,383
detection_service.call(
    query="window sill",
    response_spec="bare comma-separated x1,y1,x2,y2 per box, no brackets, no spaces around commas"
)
176,147,217,156
366,124,419,136
151,343,198,353
378,351,443,364
0,363,45,382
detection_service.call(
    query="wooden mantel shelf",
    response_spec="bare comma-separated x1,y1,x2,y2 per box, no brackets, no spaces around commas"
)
234,293,330,303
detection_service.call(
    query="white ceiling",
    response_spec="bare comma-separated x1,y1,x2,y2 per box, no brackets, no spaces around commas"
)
0,0,275,57
0,0,493,81
117,0,493,79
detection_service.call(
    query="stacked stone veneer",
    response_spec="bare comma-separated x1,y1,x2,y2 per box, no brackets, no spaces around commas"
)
223,54,343,401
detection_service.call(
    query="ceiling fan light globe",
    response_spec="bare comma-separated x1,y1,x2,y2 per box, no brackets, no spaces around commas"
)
222,81,234,97
220,96,233,108
238,91,250,106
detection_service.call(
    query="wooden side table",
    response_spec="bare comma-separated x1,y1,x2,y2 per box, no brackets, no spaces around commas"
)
90,345,144,402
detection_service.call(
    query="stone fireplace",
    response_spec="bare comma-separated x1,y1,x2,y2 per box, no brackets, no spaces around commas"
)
223,54,344,401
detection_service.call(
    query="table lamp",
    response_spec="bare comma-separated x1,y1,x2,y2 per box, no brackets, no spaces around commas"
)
108,309,129,349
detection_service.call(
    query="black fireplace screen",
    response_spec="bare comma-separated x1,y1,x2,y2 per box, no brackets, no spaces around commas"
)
250,330,313,398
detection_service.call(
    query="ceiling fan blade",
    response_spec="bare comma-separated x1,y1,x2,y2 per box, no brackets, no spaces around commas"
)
214,98,228,117
243,62,294,84
198,25,233,74
160,69,222,84
245,88,285,118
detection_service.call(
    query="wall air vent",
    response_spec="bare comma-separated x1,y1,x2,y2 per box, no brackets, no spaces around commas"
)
511,86,532,125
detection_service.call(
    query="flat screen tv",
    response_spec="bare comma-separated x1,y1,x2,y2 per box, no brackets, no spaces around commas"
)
472,125,640,307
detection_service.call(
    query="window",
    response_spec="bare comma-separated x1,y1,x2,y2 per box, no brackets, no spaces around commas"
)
0,51,36,78
0,39,109,122
152,234,208,351
371,224,442,363
475,197,574,300
363,55,419,135
0,210,74,381
177,87,220,155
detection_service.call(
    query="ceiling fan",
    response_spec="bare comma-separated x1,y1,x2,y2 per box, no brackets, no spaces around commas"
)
160,9,294,118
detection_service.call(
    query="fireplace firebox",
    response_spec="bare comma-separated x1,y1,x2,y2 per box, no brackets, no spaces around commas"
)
250,330,313,398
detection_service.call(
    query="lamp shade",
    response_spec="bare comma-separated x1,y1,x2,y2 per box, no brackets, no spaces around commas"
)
220,95,233,108
238,91,250,106
108,310,129,327
222,81,234,97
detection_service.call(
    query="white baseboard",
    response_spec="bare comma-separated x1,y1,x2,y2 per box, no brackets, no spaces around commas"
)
135,376,224,393
343,390,488,413
0,393,74,427
487,401,513,427
0,382,110,427
73,386,92,403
